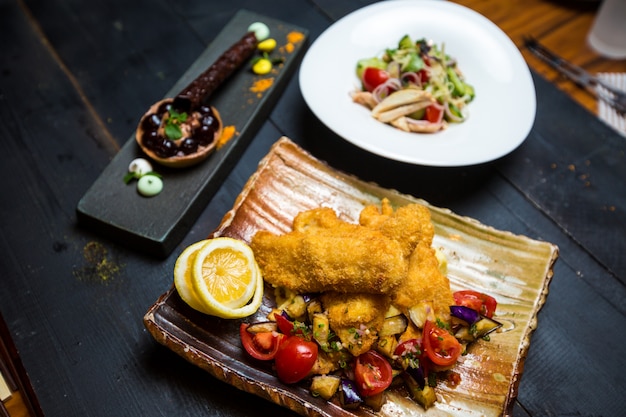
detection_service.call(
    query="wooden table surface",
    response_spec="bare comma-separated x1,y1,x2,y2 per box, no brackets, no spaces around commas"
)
2,0,625,416
458,0,626,116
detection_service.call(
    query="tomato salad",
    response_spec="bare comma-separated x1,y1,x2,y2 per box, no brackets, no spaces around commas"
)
240,289,501,412
352,35,475,133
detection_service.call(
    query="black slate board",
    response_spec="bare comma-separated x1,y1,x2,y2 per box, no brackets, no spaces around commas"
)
76,10,308,258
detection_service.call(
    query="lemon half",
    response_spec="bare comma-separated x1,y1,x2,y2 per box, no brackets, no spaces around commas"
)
174,240,214,314
174,237,263,319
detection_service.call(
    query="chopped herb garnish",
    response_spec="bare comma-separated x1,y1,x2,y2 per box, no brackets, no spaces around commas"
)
469,323,478,337
164,108,188,140
123,171,138,184
428,372,437,387
293,321,310,336
436,318,450,330
123,171,161,184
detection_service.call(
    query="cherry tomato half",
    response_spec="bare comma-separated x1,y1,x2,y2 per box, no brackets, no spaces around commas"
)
362,67,390,92
240,323,285,361
394,339,421,358
424,104,444,124
275,313,295,335
422,320,462,368
354,350,393,397
453,290,497,318
274,336,318,384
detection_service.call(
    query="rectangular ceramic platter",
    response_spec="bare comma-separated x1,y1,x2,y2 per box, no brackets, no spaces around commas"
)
76,11,308,258
144,137,559,417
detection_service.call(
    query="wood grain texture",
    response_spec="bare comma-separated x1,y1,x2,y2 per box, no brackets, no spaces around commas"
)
1,1,625,417
452,0,626,115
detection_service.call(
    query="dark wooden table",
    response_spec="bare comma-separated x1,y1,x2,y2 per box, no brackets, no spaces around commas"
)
1,1,625,416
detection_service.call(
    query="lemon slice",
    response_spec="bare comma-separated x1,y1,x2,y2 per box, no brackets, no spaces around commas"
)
174,240,214,314
192,237,263,319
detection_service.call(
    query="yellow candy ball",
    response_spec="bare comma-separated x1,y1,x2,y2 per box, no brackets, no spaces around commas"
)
252,58,272,75
257,38,277,53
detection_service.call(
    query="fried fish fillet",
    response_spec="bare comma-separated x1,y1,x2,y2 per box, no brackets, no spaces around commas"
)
392,240,454,319
320,292,390,357
358,198,452,317
252,200,452,321
250,207,407,294
359,198,434,259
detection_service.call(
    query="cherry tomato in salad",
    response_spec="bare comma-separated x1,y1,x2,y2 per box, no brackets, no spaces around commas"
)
418,68,429,83
275,312,309,336
453,290,497,318
362,67,390,92
424,104,444,124
422,320,462,368
354,350,393,397
422,55,433,66
239,323,285,361
394,339,423,373
275,312,295,335
394,338,421,358
274,336,318,384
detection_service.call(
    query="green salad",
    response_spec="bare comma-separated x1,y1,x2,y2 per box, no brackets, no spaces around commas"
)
352,35,475,133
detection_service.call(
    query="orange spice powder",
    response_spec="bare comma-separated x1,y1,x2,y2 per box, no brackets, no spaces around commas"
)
217,125,237,149
250,77,274,96
284,31,305,53
287,31,305,44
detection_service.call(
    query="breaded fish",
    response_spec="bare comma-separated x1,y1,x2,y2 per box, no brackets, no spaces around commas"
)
359,198,452,318
392,240,454,319
252,200,452,324
360,198,434,259
250,207,407,294
320,292,390,357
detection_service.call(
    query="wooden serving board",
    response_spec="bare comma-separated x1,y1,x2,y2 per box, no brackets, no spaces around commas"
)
76,10,308,258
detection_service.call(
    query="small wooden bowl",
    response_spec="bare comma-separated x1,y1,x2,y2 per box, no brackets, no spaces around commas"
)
135,98,223,168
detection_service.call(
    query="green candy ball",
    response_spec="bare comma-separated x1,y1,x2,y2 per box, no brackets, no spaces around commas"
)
248,22,270,41
137,175,163,197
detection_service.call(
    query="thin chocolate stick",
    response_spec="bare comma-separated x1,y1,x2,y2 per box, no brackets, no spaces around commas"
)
173,31,258,111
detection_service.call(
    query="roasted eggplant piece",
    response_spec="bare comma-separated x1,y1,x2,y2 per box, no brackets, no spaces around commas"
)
450,304,502,345
402,372,436,409
310,375,341,400
244,321,278,334
339,378,363,409
379,314,408,337
450,305,480,324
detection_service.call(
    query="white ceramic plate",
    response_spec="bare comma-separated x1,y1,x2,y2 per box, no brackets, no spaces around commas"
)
299,0,536,166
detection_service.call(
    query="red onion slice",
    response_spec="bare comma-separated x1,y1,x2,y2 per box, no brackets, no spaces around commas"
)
444,101,466,123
